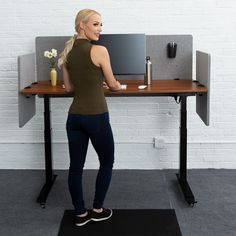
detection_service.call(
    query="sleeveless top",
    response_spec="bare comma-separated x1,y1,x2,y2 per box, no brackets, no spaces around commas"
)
66,39,108,115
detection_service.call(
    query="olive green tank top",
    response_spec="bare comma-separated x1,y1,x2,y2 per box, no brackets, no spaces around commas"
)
66,39,108,115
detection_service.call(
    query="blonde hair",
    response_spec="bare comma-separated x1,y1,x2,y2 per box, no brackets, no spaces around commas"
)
58,9,101,68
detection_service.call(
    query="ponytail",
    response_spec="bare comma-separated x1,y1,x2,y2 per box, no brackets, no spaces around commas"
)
58,34,77,68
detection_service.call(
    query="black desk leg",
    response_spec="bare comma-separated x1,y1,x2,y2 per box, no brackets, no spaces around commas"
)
176,95,197,206
36,96,57,208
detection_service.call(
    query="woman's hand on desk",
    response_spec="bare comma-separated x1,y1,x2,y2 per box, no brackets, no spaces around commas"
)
102,81,109,89
104,80,124,91
103,81,127,91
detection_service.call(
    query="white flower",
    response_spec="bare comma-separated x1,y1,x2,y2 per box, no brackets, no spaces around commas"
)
44,48,58,68
47,52,53,59
44,51,50,57
51,49,57,57
44,49,57,59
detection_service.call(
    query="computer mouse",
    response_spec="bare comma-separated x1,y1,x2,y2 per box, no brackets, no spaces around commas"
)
138,85,147,89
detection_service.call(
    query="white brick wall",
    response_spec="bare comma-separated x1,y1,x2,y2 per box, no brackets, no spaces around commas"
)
0,0,236,169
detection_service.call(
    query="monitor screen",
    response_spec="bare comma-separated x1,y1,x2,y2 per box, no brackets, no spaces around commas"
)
92,34,146,75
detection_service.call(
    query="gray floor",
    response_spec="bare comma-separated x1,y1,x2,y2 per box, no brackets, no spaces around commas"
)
0,169,236,236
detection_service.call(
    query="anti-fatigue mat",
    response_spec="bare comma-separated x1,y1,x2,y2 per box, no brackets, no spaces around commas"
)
58,209,182,236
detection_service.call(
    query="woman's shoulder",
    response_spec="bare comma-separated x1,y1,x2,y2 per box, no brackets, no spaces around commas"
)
90,44,109,64
91,44,108,54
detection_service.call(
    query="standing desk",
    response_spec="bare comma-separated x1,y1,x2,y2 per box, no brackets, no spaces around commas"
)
21,79,207,208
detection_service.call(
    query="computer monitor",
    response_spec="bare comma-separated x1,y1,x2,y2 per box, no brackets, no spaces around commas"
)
92,34,146,75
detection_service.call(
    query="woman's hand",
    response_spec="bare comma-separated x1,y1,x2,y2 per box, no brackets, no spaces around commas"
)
103,81,109,89
115,80,121,90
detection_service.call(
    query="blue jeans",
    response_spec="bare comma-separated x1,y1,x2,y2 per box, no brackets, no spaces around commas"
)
66,112,114,215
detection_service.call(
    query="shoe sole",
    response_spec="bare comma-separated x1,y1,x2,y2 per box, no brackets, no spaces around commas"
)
74,219,91,226
91,210,113,222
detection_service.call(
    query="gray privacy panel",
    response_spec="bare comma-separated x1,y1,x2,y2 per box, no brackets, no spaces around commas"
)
146,35,193,80
36,36,70,81
18,53,36,127
36,35,192,81
196,51,211,126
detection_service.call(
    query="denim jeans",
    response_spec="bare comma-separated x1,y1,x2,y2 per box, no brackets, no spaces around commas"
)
66,112,114,215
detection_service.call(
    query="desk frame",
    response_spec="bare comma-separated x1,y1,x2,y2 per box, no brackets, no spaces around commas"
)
38,94,196,207
36,96,57,207
21,80,206,208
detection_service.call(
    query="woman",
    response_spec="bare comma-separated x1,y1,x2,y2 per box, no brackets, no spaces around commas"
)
58,9,121,226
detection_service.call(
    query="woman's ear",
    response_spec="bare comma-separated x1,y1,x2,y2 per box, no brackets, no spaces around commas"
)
79,21,85,31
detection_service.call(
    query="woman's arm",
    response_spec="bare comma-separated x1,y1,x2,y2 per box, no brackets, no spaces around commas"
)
62,64,74,93
91,45,121,91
